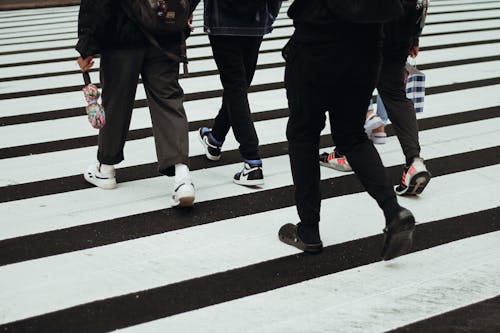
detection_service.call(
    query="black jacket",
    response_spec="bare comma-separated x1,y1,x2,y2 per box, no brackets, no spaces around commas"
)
76,0,185,58
287,0,383,44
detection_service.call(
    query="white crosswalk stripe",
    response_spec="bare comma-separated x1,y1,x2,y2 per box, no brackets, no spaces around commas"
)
0,1,499,332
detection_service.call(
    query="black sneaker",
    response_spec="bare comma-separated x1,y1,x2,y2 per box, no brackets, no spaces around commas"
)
198,127,222,161
278,223,323,254
381,207,416,261
233,162,264,186
395,157,431,196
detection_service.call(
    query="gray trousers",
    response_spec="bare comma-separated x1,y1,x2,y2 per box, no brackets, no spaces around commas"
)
377,59,421,166
97,47,189,176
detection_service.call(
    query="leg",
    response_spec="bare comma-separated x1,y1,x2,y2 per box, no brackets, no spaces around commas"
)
377,60,420,165
209,35,261,161
98,48,143,164
141,47,190,177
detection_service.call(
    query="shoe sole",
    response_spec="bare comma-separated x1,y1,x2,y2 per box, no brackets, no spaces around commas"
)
233,178,264,186
396,171,431,196
174,195,195,207
278,234,323,254
84,173,117,189
197,132,221,161
319,161,352,172
382,215,416,261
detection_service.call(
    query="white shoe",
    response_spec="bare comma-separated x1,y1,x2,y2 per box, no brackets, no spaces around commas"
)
172,178,195,207
364,113,385,134
84,163,117,189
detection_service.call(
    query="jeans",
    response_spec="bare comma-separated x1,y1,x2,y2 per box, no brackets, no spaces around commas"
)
208,34,263,161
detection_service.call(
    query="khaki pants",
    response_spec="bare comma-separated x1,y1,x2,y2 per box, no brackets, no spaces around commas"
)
97,46,189,176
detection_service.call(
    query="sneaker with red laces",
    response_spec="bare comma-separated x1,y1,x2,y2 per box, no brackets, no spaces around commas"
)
395,157,431,196
319,151,352,172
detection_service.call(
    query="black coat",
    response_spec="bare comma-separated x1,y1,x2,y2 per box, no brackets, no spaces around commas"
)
76,0,185,58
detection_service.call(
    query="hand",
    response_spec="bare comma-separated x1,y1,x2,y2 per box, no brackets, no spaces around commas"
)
77,56,94,72
188,15,194,32
409,46,419,58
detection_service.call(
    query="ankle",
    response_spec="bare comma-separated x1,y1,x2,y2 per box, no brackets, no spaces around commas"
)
297,222,321,244
174,163,190,183
99,163,115,175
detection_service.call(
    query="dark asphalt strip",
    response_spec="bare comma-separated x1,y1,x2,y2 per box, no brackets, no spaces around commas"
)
1,207,498,333
388,295,500,333
1,74,499,160
0,145,498,267
2,26,500,82
2,36,500,99
0,104,498,203
2,16,500,58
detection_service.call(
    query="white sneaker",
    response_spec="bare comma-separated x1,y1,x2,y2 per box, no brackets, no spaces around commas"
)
172,178,195,207
364,113,385,134
84,163,117,189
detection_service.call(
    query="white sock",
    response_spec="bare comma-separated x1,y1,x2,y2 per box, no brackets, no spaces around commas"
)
175,163,190,183
99,163,115,175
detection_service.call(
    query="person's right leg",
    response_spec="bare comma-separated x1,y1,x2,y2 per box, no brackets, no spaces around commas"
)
84,48,143,189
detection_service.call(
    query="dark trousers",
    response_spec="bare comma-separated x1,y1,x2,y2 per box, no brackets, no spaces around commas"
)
98,47,189,176
378,59,421,165
208,35,263,161
285,35,398,227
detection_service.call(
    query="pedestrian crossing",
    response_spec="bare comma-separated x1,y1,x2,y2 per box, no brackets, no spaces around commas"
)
0,1,499,332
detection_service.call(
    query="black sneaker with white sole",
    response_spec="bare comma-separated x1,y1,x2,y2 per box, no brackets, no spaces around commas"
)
233,162,264,186
198,127,222,161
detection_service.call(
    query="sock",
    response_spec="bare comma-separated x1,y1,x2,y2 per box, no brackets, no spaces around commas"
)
297,222,321,244
244,159,262,167
208,133,223,146
174,163,190,183
99,163,114,175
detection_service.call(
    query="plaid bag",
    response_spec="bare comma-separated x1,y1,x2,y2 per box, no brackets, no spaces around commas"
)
405,62,425,113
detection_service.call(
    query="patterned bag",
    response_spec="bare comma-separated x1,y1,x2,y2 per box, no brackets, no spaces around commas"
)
405,62,425,113
82,72,105,129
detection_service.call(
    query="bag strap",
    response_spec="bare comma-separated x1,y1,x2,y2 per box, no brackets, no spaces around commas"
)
83,71,91,85
120,2,189,77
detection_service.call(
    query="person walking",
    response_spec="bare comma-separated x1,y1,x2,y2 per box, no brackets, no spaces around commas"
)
320,0,432,196
278,0,416,261
76,0,195,207
191,0,282,186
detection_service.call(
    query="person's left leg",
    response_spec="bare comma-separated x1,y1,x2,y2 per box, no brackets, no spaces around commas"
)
141,47,194,206
378,60,431,195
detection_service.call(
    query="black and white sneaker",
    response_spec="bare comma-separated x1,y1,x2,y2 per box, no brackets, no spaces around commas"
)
233,162,264,186
198,127,222,161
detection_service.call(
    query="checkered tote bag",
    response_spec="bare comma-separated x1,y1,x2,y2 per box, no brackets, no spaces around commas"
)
405,62,425,113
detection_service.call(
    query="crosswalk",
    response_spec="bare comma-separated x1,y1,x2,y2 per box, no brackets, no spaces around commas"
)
0,0,499,332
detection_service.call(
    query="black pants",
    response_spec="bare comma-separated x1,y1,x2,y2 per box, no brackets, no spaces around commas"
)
285,34,398,228
208,35,263,161
98,47,189,176
377,59,421,165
